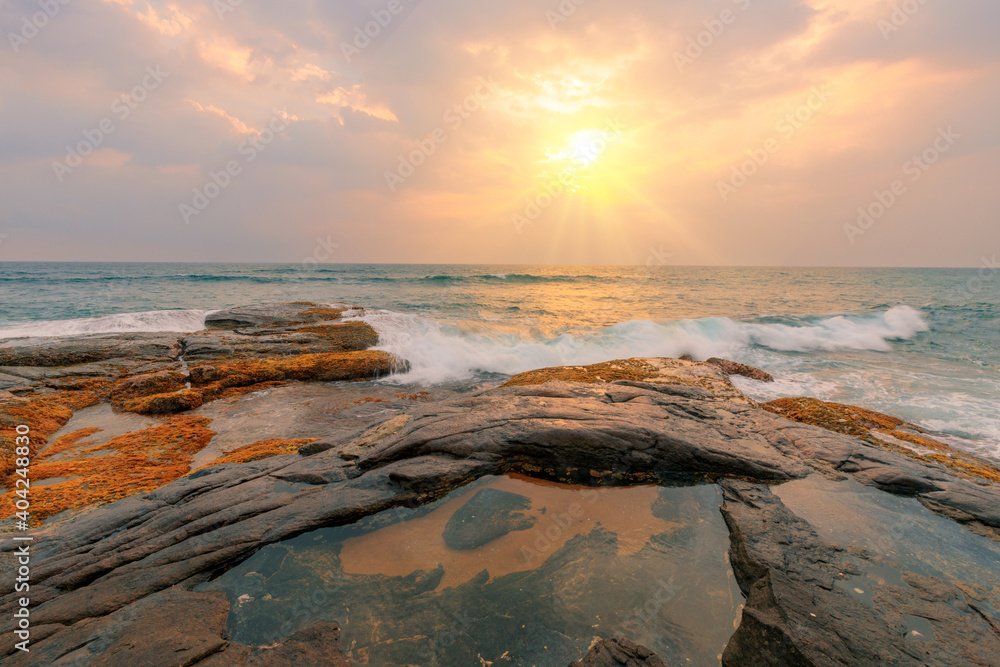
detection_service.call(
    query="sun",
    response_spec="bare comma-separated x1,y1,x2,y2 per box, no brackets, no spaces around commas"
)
546,128,619,170
535,126,624,194
567,129,613,167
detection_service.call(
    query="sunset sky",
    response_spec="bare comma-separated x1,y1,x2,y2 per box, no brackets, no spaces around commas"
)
1,0,997,266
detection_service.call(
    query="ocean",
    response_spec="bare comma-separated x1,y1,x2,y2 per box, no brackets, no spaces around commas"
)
1,262,998,459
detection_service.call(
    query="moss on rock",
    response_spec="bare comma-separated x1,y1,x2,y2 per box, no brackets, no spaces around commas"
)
195,438,318,470
0,415,216,524
502,357,751,403
122,389,204,415
110,370,188,408
0,397,75,481
763,397,1000,484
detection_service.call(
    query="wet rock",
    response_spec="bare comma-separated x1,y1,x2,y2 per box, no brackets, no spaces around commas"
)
122,389,204,415
110,370,188,407
706,357,774,382
570,637,667,666
765,396,1000,487
1,586,230,667
188,352,400,403
199,621,351,666
719,479,1000,666
204,302,348,329
0,333,181,367
502,357,754,403
181,325,378,362
0,357,997,665
443,488,536,550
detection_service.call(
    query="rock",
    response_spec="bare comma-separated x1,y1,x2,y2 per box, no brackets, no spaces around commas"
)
297,440,337,456
189,351,401,403
706,357,774,382
1,585,350,667
122,389,204,415
0,333,181,367
719,479,1000,666
1,586,230,667
502,357,753,403
198,621,351,666
204,302,348,329
0,304,400,529
110,370,188,407
570,637,667,666
1,356,998,665
443,488,536,550
181,323,379,362
764,396,1000,486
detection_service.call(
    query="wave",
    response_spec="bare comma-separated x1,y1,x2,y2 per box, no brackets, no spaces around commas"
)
0,310,213,339
353,305,929,385
360,273,608,284
0,275,305,284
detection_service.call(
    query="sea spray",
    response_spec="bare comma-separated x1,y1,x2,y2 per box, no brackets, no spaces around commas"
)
352,305,930,385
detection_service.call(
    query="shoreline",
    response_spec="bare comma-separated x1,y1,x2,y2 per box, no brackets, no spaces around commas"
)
1,302,999,665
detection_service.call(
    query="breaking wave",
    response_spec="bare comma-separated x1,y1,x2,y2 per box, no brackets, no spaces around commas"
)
355,305,929,385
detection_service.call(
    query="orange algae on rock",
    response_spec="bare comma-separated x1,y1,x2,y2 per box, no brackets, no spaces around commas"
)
42,427,102,460
122,389,205,415
297,306,348,322
110,370,187,407
763,397,906,438
0,398,75,481
190,351,400,398
763,397,1000,484
501,357,752,403
502,358,664,387
195,438,318,470
296,321,379,351
0,416,216,524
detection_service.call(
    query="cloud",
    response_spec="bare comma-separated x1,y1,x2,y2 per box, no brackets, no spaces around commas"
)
0,0,997,265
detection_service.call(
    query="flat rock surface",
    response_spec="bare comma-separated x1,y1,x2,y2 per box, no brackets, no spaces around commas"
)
0,356,998,665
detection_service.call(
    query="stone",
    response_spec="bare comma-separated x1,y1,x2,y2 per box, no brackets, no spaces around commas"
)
570,637,668,667
122,388,204,415
0,355,997,665
204,302,348,329
706,357,774,382
198,621,351,666
443,488,536,550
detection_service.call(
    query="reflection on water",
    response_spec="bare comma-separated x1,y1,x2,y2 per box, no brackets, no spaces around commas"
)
775,476,1000,622
199,476,743,666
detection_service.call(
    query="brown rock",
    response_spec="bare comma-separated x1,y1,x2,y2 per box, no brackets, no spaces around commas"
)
2,587,229,667
199,621,351,666
122,389,204,415
570,637,667,666
501,357,753,403
110,370,187,407
706,357,774,382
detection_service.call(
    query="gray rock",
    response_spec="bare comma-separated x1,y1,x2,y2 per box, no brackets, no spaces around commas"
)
719,479,1000,666
1,367,998,665
443,488,536,550
204,303,344,329
0,333,181,367
570,637,667,667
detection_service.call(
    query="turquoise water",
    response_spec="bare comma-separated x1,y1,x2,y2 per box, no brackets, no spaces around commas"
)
1,262,998,457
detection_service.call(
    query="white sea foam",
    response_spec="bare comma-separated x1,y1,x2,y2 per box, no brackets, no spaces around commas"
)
354,305,930,385
0,309,213,340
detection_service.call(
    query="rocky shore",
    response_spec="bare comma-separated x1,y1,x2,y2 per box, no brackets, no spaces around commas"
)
1,303,999,666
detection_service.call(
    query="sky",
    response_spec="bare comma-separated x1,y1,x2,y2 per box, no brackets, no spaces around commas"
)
0,0,997,266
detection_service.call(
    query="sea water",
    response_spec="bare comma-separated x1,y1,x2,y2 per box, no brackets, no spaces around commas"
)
1,262,997,459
